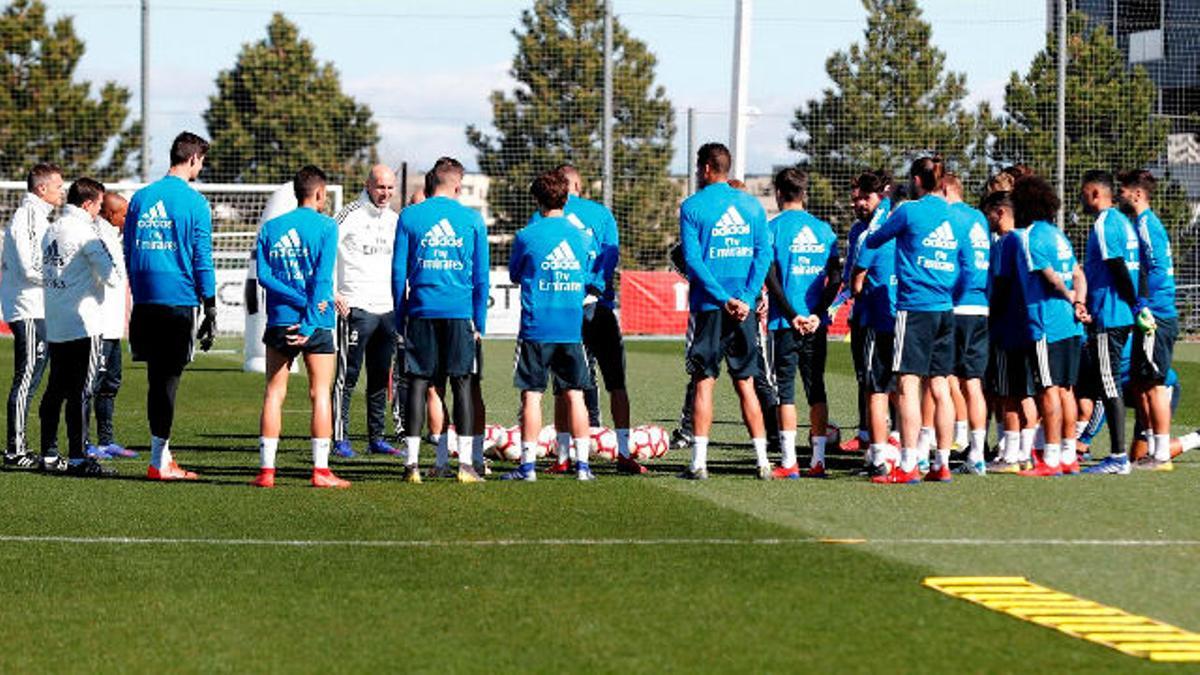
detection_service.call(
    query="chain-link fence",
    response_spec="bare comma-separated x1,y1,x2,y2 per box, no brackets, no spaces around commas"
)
1,0,1197,334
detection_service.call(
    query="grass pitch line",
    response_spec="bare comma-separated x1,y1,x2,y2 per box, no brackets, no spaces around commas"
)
3,534,1200,548
925,576,1200,662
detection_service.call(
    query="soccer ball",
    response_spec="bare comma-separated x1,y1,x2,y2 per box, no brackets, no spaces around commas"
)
485,425,522,462
535,425,556,459
592,426,618,461
824,422,841,448
483,423,507,451
630,424,668,460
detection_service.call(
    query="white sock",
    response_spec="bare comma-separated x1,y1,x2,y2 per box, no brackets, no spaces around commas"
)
405,436,421,466
752,437,768,468
900,447,916,472
1179,431,1200,453
457,436,473,467
812,436,827,468
557,431,572,463
917,427,934,463
259,437,278,470
1043,442,1061,468
520,441,538,466
1154,434,1172,462
1003,431,1020,463
691,436,709,471
969,429,986,463
1062,438,1077,465
780,430,797,468
150,436,170,470
1020,428,1035,462
868,443,883,467
615,428,630,459
436,432,450,467
312,438,330,470
573,437,590,465
934,448,950,471
954,420,968,448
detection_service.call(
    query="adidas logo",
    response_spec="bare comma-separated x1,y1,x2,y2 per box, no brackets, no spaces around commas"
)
421,219,464,247
1056,234,1074,261
271,228,304,255
566,213,593,237
969,222,989,249
540,240,581,271
711,206,750,237
789,226,824,253
138,200,172,229
921,221,958,250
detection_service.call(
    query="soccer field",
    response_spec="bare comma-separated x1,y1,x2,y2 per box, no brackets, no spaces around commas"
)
2,338,1198,672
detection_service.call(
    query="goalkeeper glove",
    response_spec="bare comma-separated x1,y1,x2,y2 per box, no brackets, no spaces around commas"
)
196,297,217,352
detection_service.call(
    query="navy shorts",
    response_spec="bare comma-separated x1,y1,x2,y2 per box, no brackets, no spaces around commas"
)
1028,336,1081,390
1130,316,1177,386
862,327,895,394
582,304,627,391
893,310,955,377
513,340,591,392
685,310,760,380
953,314,989,380
770,326,827,406
263,325,335,360
405,317,478,379
988,344,1034,399
1078,326,1130,401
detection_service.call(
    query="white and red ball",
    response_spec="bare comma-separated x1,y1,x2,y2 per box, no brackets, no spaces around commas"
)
591,426,618,461
630,424,668,460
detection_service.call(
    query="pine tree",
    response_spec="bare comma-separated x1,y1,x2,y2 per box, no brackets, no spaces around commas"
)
466,0,676,269
0,0,138,180
203,13,377,184
789,0,991,229
997,11,1189,245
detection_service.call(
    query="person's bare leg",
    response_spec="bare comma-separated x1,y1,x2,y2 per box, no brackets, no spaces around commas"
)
304,351,345,486
254,347,292,485
929,375,955,471
689,377,715,473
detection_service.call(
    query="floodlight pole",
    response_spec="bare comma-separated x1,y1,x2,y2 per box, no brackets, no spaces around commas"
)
602,0,614,209
687,107,697,195
1056,0,1067,225
140,0,150,181
729,0,752,181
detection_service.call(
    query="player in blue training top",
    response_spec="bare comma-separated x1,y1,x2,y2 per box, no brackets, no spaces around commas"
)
840,169,891,454
941,174,991,474
123,132,215,482
251,166,345,489
393,156,490,484
1077,170,1140,475
763,168,840,479
502,170,599,482
678,143,771,480
864,156,972,484
530,164,644,476
1011,176,1086,477
850,172,898,477
1118,169,1178,471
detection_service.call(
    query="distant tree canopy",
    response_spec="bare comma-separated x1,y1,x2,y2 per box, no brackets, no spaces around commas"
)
203,13,377,184
0,0,139,180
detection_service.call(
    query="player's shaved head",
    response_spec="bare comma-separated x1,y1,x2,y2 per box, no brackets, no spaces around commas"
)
555,164,582,195
365,164,396,208
101,192,128,229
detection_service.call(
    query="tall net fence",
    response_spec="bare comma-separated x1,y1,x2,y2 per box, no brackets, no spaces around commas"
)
0,0,1197,335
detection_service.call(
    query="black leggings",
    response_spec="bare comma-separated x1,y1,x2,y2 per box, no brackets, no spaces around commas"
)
405,375,472,440
147,359,183,440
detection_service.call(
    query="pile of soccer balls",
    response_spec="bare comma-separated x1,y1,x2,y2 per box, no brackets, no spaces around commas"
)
482,424,670,462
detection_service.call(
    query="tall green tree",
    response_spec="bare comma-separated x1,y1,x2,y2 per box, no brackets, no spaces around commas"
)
203,13,377,184
466,0,676,269
997,11,1190,244
0,0,138,180
789,0,991,228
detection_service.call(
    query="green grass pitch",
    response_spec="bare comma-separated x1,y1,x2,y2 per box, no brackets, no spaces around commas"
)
1,337,1198,672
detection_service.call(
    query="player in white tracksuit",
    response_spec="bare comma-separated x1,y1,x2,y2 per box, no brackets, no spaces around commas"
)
1,163,64,468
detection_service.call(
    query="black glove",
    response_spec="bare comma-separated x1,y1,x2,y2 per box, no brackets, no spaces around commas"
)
244,279,259,315
196,298,217,352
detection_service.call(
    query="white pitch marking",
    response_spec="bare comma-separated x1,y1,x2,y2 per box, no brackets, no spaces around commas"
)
1,535,1199,548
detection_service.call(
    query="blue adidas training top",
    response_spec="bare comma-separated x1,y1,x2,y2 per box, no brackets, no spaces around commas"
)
509,215,595,343
123,175,215,306
255,207,337,336
679,182,771,313
864,194,970,313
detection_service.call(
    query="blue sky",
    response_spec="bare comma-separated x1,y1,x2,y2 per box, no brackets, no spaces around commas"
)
47,0,1047,177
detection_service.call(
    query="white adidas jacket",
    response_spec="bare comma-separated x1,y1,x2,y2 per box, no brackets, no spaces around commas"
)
0,192,54,321
94,219,128,339
41,205,118,343
334,191,396,314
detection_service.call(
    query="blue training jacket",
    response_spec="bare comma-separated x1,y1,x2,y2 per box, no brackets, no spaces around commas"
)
864,194,970,313
768,209,838,329
529,195,619,309
393,196,490,333
509,215,595,343
255,207,337,336
679,182,771,313
123,175,215,306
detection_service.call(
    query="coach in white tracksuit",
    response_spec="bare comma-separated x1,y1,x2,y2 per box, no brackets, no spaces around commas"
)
332,165,400,457
90,193,129,453
1,164,64,466
39,178,118,474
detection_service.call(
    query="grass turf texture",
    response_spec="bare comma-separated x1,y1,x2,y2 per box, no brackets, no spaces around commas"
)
2,337,1198,672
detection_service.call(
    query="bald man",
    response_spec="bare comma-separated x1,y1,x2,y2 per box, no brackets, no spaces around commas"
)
332,165,402,458
85,192,136,459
